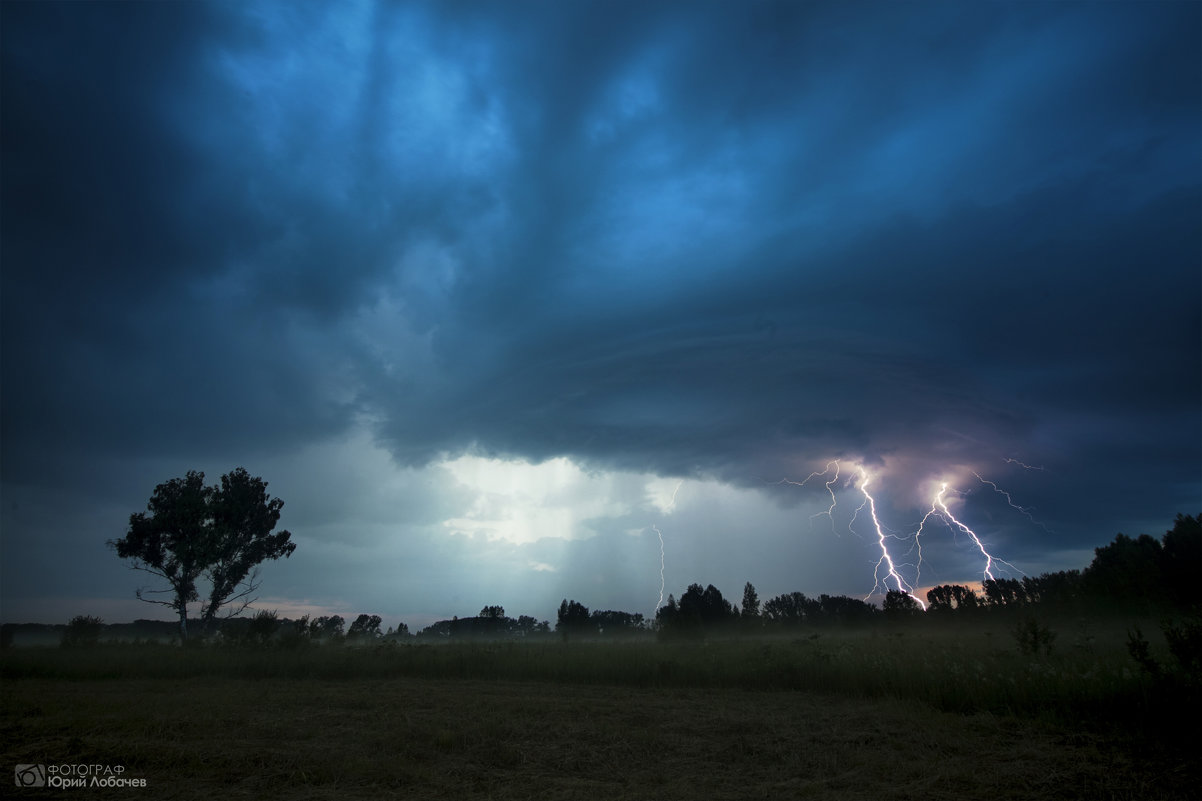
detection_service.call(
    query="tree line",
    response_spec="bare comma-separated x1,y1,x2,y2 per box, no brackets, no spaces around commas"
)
573,513,1201,640
71,465,1199,648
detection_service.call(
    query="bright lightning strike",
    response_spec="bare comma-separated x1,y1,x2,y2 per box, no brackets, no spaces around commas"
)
853,468,926,609
780,458,1032,610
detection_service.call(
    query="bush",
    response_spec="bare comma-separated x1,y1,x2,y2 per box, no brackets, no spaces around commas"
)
1162,617,1202,674
61,615,105,648
1012,615,1056,656
1129,618,1202,679
1126,627,1159,676
247,610,281,646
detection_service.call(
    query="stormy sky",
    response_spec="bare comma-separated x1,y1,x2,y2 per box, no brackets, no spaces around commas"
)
2,0,1199,629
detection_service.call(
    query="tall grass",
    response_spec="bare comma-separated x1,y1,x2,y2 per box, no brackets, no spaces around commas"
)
3,616,1194,742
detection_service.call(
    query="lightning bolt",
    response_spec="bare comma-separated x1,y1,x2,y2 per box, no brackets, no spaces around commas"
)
775,460,843,535
928,482,1024,582
973,471,1053,529
972,471,1027,510
1004,458,1046,471
973,471,1055,534
651,480,683,612
853,468,926,609
652,524,666,611
779,459,1032,611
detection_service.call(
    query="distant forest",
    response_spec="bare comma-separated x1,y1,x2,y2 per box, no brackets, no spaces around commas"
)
4,513,1198,649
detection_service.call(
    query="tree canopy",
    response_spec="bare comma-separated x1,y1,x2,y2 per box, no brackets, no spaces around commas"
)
108,468,295,641
656,583,738,637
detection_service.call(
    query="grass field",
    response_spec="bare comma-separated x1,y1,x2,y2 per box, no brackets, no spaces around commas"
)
2,617,1198,799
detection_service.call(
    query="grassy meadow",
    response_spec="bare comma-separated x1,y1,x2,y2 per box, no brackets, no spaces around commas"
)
2,615,1198,799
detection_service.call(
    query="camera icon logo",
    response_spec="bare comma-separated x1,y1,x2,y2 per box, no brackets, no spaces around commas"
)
15,764,46,787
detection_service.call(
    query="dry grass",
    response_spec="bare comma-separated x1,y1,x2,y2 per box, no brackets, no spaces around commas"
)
1,671,1194,800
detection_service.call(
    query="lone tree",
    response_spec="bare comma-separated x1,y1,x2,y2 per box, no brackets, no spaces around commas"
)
108,468,295,642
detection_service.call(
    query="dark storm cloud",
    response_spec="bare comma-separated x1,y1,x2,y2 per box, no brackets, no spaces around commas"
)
1,1,354,481
2,0,1199,559
367,2,1201,508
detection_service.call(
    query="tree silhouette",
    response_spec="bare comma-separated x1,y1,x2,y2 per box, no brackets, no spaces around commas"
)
982,578,1027,608
677,583,727,624
1020,571,1081,609
246,609,281,645
61,615,105,648
590,609,645,636
763,591,816,625
108,468,295,641
882,589,921,618
655,594,679,631
741,582,761,626
310,615,345,642
817,594,876,625
556,599,591,639
348,614,383,641
386,622,411,640
926,584,980,613
658,583,737,637
1083,514,1201,611
1159,514,1200,610
1084,533,1162,606
515,615,550,636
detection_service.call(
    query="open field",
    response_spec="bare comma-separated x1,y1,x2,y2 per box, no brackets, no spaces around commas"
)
2,619,1198,799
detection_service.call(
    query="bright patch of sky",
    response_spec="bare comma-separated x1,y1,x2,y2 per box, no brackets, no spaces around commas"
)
441,454,671,545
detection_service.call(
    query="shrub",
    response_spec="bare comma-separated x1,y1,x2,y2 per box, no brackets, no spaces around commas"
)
1162,617,1202,675
1129,618,1202,679
247,610,281,646
1126,627,1159,677
1012,615,1056,656
61,615,105,648
276,615,312,649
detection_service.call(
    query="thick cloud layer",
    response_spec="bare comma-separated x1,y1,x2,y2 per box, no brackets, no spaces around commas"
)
2,1,1198,624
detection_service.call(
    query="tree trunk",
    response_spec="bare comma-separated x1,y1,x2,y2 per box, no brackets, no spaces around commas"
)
177,606,188,643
